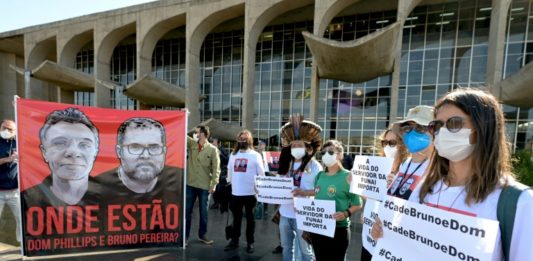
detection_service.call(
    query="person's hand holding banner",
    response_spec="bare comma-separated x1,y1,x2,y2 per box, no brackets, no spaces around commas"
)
350,156,393,201
255,176,293,204
371,195,498,261
294,198,336,237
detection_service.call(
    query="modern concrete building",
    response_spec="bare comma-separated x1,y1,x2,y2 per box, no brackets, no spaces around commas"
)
1,0,533,154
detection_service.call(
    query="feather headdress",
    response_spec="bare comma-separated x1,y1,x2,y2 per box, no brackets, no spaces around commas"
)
280,114,322,151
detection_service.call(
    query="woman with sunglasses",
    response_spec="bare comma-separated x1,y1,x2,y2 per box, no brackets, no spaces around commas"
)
360,128,409,261
379,128,409,187
387,105,434,201
419,89,533,260
298,140,362,261
277,115,323,261
372,89,533,260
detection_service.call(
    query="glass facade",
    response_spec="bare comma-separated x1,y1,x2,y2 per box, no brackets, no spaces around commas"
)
253,22,314,147
200,30,244,124
71,0,533,154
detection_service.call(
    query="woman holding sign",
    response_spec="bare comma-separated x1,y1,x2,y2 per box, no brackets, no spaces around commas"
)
417,89,533,261
277,115,323,261
387,105,434,201
372,89,533,260
360,128,409,261
300,139,362,261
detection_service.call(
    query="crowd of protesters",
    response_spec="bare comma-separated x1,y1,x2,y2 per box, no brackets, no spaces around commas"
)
2,88,532,261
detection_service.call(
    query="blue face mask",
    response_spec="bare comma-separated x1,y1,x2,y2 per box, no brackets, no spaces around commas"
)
403,130,431,153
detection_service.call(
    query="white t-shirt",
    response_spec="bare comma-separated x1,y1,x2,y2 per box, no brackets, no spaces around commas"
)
280,159,322,218
387,158,429,201
227,150,265,196
410,179,533,261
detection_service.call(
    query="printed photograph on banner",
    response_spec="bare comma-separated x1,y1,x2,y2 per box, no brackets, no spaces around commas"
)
16,99,186,257
294,198,336,238
372,195,499,261
361,198,380,253
350,156,393,201
255,176,294,204
264,151,281,174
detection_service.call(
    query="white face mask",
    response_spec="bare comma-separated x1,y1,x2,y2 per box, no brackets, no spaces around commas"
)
383,145,398,159
434,128,475,162
321,152,338,167
291,148,306,160
0,130,14,140
193,133,199,143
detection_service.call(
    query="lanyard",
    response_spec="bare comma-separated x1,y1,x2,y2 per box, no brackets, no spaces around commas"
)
396,158,427,192
290,161,303,187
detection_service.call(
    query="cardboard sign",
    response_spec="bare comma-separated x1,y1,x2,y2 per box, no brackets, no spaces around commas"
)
372,196,499,261
294,198,336,238
350,156,393,201
255,176,293,204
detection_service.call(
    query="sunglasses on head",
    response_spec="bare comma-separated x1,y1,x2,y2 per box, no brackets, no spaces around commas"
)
399,123,428,134
381,140,398,147
428,116,465,135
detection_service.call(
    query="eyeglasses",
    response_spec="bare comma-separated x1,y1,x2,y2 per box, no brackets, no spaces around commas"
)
320,150,337,156
381,140,398,147
399,123,428,134
428,116,465,135
124,144,164,155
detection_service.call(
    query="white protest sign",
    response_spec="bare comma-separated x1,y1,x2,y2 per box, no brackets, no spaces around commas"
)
361,198,380,253
373,195,499,261
350,156,393,201
294,198,336,238
255,176,293,204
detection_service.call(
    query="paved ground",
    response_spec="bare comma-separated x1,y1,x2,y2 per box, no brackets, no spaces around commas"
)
0,204,364,260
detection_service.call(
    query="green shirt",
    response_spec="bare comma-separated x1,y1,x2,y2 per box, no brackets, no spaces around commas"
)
314,168,361,228
186,137,220,191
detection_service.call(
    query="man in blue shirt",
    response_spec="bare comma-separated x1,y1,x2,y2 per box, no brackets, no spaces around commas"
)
0,119,20,243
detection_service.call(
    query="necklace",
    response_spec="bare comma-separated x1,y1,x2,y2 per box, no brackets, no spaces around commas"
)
436,180,465,211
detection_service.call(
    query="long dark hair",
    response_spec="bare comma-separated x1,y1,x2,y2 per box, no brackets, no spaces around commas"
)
419,88,513,205
278,142,318,175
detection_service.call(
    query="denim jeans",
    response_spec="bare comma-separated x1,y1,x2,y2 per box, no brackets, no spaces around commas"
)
279,216,314,261
185,185,209,239
0,189,21,242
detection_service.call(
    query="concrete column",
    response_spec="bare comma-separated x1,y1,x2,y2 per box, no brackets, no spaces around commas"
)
186,0,244,127
389,0,423,122
0,52,18,120
24,33,57,101
242,0,313,129
57,27,94,104
94,17,136,108
310,0,361,121
137,5,186,78
486,0,512,99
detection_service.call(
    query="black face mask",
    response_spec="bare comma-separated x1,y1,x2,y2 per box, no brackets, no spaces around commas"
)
238,141,248,150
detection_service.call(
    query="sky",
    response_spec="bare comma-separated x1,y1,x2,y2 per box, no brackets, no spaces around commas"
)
0,0,158,33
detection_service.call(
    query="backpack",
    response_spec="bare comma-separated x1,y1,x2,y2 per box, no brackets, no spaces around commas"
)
496,182,531,261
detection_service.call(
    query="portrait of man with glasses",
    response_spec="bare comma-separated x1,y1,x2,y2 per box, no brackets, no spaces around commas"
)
95,117,183,200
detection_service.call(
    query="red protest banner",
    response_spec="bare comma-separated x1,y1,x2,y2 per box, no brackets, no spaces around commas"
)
16,98,186,256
